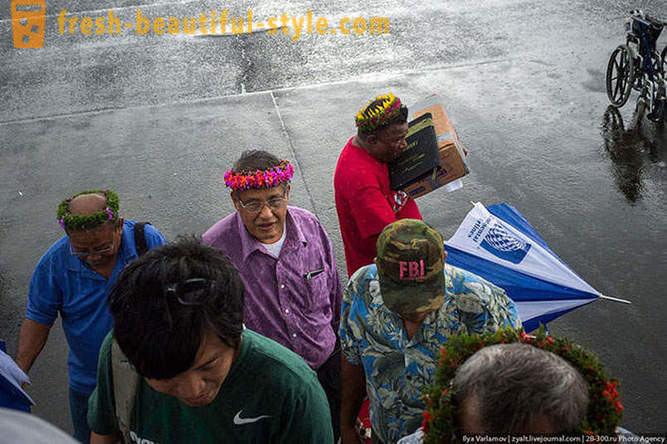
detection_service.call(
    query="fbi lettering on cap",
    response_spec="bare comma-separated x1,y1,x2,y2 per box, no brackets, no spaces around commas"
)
399,260,425,280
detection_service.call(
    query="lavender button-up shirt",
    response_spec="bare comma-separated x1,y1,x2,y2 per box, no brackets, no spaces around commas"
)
203,206,343,369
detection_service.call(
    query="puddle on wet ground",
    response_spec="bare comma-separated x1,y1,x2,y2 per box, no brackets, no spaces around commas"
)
600,105,666,203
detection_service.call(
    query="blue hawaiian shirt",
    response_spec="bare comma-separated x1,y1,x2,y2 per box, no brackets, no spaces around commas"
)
339,263,521,443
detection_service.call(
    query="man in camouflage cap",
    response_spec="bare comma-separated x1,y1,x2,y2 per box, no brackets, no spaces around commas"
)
375,219,447,316
339,219,521,444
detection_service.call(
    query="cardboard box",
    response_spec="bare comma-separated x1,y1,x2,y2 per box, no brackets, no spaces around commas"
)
403,96,468,199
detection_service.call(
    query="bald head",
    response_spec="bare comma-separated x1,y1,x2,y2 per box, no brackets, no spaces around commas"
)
63,191,123,269
68,193,107,215
57,189,121,235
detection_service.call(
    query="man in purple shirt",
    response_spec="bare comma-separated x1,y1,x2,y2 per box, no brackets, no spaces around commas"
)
202,150,343,439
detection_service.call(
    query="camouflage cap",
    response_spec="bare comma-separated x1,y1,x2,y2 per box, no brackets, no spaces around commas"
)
376,219,446,315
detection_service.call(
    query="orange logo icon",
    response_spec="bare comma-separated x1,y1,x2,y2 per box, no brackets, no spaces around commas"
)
11,0,46,48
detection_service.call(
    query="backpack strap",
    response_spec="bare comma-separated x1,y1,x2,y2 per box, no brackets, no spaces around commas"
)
111,338,139,444
111,221,151,441
133,222,150,257
108,222,150,442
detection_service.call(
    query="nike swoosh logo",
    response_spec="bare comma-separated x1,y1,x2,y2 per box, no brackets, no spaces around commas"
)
233,410,271,425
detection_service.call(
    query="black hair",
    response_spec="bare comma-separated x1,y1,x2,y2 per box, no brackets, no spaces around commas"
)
358,98,409,137
109,236,244,380
233,150,281,172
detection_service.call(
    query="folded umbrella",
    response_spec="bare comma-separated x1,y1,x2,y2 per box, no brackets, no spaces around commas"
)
444,202,629,332
0,341,33,412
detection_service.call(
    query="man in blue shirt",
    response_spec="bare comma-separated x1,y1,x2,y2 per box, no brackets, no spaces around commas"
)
14,189,165,443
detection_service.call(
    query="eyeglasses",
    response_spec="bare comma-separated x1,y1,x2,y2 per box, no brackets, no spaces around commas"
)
162,278,211,328
237,194,287,214
70,237,116,258
161,278,237,348
163,278,211,305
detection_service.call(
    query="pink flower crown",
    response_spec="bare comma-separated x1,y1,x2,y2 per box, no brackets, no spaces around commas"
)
224,160,295,191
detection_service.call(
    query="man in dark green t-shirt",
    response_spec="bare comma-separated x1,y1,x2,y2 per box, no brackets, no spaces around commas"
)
87,238,333,444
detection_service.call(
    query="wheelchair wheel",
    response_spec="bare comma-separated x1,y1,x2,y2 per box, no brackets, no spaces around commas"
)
606,45,635,107
645,52,665,122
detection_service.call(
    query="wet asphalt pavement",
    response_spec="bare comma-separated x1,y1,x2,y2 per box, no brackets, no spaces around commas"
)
1,0,666,436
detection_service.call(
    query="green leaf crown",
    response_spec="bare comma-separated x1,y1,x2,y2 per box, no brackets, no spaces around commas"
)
56,189,119,231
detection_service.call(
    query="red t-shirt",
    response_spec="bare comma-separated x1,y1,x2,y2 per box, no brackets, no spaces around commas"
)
334,137,422,277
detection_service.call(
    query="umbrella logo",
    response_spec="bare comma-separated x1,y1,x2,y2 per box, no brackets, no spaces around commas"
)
480,222,531,264
11,0,46,48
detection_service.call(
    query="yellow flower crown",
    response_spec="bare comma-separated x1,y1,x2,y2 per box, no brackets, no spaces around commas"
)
354,93,404,133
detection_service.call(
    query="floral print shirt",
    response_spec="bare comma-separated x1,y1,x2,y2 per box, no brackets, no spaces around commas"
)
340,263,521,443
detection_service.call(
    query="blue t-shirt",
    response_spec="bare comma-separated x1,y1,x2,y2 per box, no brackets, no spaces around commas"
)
26,220,166,394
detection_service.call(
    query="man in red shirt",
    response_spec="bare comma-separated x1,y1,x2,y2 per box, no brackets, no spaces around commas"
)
334,93,423,277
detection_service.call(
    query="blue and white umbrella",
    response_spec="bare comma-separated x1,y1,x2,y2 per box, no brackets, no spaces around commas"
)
0,341,33,412
444,202,630,332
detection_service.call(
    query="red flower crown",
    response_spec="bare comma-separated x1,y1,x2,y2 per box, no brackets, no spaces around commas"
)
224,160,294,191
422,327,623,443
